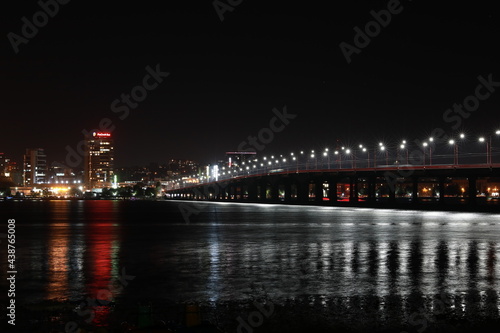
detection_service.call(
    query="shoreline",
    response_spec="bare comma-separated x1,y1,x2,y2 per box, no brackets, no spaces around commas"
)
3,197,499,214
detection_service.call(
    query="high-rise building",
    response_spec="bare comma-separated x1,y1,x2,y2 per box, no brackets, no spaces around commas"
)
84,132,114,189
0,153,22,185
23,148,47,185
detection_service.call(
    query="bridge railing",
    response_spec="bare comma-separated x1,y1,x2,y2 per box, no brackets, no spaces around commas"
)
166,151,500,191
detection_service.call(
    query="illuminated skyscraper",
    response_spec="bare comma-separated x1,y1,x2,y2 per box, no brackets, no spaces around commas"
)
23,148,47,185
84,132,114,189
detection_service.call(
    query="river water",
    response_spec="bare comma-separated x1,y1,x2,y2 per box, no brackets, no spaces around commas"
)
1,200,499,332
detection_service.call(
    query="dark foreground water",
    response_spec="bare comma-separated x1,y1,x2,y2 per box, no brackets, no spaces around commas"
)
1,200,500,332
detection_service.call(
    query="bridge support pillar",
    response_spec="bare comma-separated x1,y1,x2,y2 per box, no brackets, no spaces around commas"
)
258,182,266,201
412,176,419,204
388,178,396,204
328,177,337,203
349,176,358,203
284,181,292,202
468,176,477,206
367,177,375,203
221,183,229,200
438,177,446,205
270,181,279,202
315,179,323,203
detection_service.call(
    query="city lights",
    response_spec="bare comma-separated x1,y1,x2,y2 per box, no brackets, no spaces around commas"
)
6,127,500,197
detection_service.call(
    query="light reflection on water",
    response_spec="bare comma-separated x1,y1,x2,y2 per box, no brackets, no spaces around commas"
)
0,200,499,322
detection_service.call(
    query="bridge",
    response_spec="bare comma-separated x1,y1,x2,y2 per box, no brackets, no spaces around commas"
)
165,133,500,210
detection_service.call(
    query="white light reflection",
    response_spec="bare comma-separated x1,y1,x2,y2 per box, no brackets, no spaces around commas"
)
207,240,221,303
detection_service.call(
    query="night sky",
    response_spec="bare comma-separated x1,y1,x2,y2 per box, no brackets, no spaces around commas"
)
2,1,500,167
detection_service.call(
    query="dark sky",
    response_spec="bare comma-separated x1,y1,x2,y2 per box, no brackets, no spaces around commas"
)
2,1,500,167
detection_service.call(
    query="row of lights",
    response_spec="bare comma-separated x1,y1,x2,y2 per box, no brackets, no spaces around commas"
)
168,129,500,185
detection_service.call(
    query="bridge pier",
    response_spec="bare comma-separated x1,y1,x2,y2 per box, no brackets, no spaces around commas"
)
412,176,419,204
328,177,337,202
468,176,477,207
271,181,279,202
388,177,396,204
230,185,237,200
315,178,324,203
349,176,358,202
255,182,263,201
284,181,292,202
367,176,375,203
438,177,446,206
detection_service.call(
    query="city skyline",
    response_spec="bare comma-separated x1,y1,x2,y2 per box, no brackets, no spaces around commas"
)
4,125,500,172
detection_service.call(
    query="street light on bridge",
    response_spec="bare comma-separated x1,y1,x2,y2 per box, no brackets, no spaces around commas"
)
310,151,317,169
379,145,388,165
479,136,489,164
448,139,458,165
422,142,429,166
399,141,408,165
334,150,341,169
361,147,369,168
345,149,354,168
477,130,500,164
457,133,466,164
420,137,434,165
323,148,330,169
492,130,500,163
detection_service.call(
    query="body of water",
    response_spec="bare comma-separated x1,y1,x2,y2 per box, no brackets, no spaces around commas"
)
1,200,499,332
